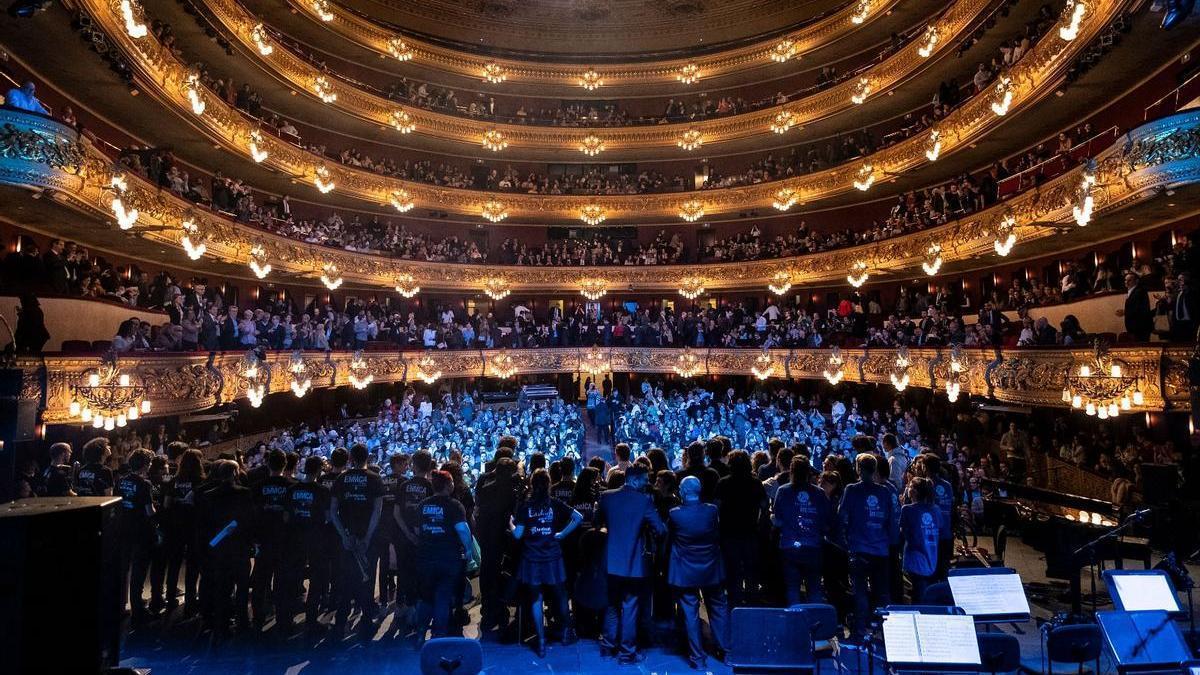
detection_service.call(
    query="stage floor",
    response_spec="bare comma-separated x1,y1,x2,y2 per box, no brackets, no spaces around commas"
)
119,539,1198,674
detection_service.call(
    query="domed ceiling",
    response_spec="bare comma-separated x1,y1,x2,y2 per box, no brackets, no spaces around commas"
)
334,0,841,58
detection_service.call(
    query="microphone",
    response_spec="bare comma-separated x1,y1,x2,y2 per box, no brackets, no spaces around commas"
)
1129,507,1154,522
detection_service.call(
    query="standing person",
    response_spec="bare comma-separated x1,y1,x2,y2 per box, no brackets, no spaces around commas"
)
714,450,767,606
595,465,666,665
197,460,254,642
1118,272,1153,342
474,455,521,633
771,457,833,605
74,437,114,497
329,443,385,641
39,442,74,497
668,476,730,670
412,470,477,646
249,449,293,631
838,454,896,639
116,449,157,624
283,456,333,637
163,449,204,614
920,454,956,581
511,469,583,657
393,449,433,631
899,477,942,604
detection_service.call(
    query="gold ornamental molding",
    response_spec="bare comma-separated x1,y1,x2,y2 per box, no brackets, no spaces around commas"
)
17,345,1192,425
72,0,1128,224
195,0,984,151
4,106,1200,295
283,0,903,88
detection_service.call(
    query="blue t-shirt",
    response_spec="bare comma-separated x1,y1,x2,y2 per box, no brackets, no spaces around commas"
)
839,480,896,556
932,477,955,541
900,503,941,576
883,481,902,546
773,482,833,550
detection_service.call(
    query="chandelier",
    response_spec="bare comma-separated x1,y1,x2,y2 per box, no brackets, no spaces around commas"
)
579,279,607,301
678,277,705,300
925,128,942,161
390,189,415,212
768,271,793,295
387,37,413,61
489,350,518,379
994,213,1018,256
313,164,335,193
770,110,797,134
751,350,776,380
850,77,871,105
991,76,1014,116
390,109,416,133
580,68,603,90
890,347,911,392
772,188,800,211
481,200,509,222
847,261,870,287
109,173,139,230
248,244,272,279
180,218,208,260
677,128,703,151
769,39,798,63
677,63,700,84
580,347,611,378
239,351,267,408
313,75,337,103
922,244,943,276
579,134,606,156
394,273,420,297
580,205,607,226
673,349,703,378
1059,0,1087,40
68,354,151,430
917,24,940,57
347,351,374,390
320,262,343,290
1072,160,1097,226
851,0,871,24
483,277,510,300
823,347,845,385
678,200,705,222
945,345,968,402
250,23,273,56
853,163,876,191
414,351,442,384
120,0,148,38
482,129,508,152
289,351,312,398
1062,344,1143,419
312,0,334,21
482,62,507,84
184,73,206,115
248,129,269,163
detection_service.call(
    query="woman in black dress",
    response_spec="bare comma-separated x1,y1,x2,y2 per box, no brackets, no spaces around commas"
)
511,468,583,657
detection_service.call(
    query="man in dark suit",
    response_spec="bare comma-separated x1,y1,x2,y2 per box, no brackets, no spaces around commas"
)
668,476,729,670
199,305,220,351
43,238,69,294
675,441,720,503
219,305,240,351
595,465,666,665
1119,272,1153,341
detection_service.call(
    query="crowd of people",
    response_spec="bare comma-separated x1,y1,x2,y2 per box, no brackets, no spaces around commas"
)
497,231,684,267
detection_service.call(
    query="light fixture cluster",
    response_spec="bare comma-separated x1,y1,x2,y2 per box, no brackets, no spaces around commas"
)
313,164,335,193
768,271,793,295
481,200,509,222
240,351,267,407
394,273,420,297
1072,161,1097,226
677,277,705,300
678,200,705,222
482,129,508,152
248,244,272,279
109,173,139,230
677,128,703,151
415,351,442,384
248,129,269,163
847,261,870,287
579,134,605,156
922,244,943,276
1059,0,1086,41
68,356,151,430
925,128,942,161
751,350,776,380
120,0,148,39
850,0,872,24
1063,357,1142,419
289,351,312,397
390,109,416,133
313,75,337,103
489,350,517,378
483,277,510,300
580,69,603,90
347,351,374,389
850,77,871,105
390,189,415,212
673,348,702,378
579,279,607,301
992,215,1017,258
184,73,206,115
677,63,700,85
772,188,800,211
770,39,798,63
770,110,798,134
945,345,968,402
890,347,911,391
180,218,208,260
823,347,845,385
250,23,273,56
853,163,875,191
581,347,610,377
482,62,507,84
917,25,940,58
580,205,606,226
387,37,413,61
312,0,334,21
320,262,343,290
991,76,1014,116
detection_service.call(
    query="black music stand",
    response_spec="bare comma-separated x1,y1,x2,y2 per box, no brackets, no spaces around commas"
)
1071,510,1145,618
1103,570,1185,618
881,609,982,674
948,567,1032,624
727,606,815,673
1096,610,1192,674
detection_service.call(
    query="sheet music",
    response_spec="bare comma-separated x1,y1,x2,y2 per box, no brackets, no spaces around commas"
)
882,613,981,665
1112,574,1182,612
882,613,922,664
949,573,1031,617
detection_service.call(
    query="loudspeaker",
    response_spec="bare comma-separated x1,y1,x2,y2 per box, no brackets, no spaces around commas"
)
1140,463,1179,505
0,497,122,674
727,607,814,671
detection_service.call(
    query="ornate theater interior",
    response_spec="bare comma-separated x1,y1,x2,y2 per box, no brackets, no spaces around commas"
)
0,0,1199,672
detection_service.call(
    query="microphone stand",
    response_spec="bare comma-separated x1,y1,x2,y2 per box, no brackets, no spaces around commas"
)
1070,511,1146,619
